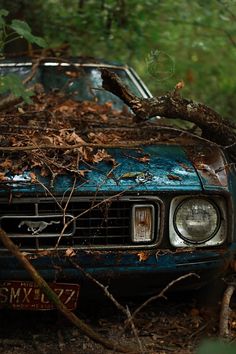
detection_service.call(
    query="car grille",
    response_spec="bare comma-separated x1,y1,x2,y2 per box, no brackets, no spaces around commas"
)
0,198,158,250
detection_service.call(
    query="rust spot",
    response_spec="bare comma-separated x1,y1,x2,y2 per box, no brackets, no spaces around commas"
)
185,145,228,187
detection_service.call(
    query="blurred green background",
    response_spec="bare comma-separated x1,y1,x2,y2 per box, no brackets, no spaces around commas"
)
0,0,236,119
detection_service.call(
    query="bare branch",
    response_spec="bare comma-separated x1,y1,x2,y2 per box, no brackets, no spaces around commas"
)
0,228,138,354
101,69,236,158
126,273,199,326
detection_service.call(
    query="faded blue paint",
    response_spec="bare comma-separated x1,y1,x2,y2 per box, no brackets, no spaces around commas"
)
0,246,233,284
0,60,235,298
1,145,204,194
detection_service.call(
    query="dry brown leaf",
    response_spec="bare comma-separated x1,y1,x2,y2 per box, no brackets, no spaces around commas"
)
175,80,185,90
0,158,13,170
88,132,120,144
100,114,108,123
29,172,37,182
137,251,149,262
92,149,116,165
138,155,150,163
0,172,7,181
65,247,76,257
40,167,50,177
54,99,78,115
178,162,192,171
59,130,85,145
167,174,182,181
78,169,90,177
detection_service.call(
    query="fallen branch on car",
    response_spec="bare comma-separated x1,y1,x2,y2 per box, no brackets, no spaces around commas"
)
101,68,236,159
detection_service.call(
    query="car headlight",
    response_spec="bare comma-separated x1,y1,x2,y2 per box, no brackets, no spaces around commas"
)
169,196,227,247
174,198,219,243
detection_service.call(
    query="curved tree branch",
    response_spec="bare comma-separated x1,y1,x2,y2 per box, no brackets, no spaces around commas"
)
101,68,236,158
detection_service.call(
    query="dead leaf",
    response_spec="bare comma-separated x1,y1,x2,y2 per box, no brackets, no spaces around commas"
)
167,174,182,181
137,251,149,262
0,158,13,170
29,172,37,182
77,169,90,177
65,71,80,78
120,172,143,179
88,132,120,144
40,167,50,177
175,80,185,90
92,149,116,165
65,247,76,257
178,162,192,171
138,155,150,163
18,107,25,114
0,172,7,181
100,114,108,123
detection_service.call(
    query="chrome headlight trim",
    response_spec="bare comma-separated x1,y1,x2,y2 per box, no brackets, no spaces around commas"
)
169,196,227,247
173,198,220,243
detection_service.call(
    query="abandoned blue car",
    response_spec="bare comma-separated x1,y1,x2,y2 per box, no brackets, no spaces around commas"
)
0,58,235,309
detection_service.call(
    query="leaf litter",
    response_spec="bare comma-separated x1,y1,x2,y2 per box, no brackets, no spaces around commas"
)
0,89,203,182
0,92,132,180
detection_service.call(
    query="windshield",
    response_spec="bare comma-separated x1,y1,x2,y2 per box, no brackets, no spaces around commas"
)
0,64,142,110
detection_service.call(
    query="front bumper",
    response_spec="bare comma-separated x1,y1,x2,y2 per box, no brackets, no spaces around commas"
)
0,246,234,297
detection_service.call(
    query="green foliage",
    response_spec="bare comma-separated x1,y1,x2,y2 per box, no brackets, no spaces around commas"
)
1,0,236,119
0,9,8,26
0,8,46,103
10,20,47,48
197,339,236,354
0,74,33,103
0,8,47,52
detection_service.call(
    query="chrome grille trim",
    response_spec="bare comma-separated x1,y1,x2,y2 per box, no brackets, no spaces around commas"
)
0,215,75,237
0,197,162,251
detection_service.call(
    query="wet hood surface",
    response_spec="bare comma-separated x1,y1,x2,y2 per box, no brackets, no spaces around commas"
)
1,145,205,194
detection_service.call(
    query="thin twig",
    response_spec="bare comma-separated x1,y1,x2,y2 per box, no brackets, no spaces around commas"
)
55,187,133,248
127,273,199,326
69,259,145,353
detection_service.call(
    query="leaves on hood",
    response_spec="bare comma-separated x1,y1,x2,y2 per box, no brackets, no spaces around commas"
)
0,91,135,179
0,90,197,181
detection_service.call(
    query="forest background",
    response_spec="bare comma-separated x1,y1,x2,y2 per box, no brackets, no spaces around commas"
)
0,0,236,120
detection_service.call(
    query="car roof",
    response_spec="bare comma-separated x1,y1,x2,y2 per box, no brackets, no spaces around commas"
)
0,56,128,69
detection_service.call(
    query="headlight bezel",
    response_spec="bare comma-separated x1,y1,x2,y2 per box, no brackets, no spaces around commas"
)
169,195,227,247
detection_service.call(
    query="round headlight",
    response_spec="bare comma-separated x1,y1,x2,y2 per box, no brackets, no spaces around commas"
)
174,198,220,243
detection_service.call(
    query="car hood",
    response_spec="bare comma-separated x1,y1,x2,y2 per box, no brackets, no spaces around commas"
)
1,145,207,194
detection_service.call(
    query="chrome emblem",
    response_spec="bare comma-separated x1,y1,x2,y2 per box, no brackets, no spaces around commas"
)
18,220,60,235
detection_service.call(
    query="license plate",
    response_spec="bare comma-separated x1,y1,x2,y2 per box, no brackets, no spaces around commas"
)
0,281,80,310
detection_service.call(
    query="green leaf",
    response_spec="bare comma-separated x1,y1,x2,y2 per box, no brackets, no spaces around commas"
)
0,74,33,103
10,20,47,47
0,9,8,27
197,340,236,354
